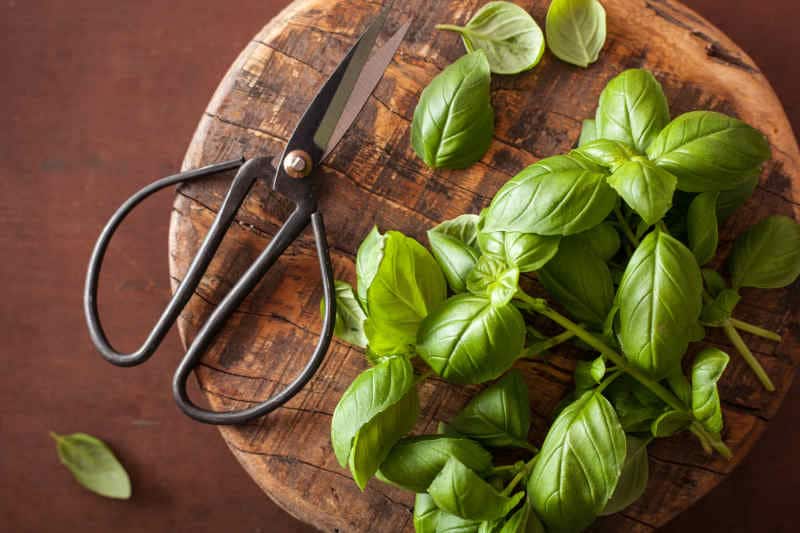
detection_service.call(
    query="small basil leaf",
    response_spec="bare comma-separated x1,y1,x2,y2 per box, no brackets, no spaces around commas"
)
349,387,419,490
483,154,616,236
569,222,621,262
365,231,447,355
466,256,520,307
528,390,626,532
578,119,597,147
702,268,727,297
687,191,720,266
417,294,526,385
414,493,442,533
650,410,692,437
595,69,670,152
575,139,636,172
411,51,494,169
545,0,607,68
607,158,678,225
700,289,741,326
378,435,492,493
429,215,482,293
448,370,531,448
437,511,484,533
717,174,758,222
646,111,771,192
603,375,668,433
728,215,800,289
666,368,692,407
691,348,730,433
478,230,561,273
539,236,615,327
574,355,606,392
429,457,525,521
616,229,703,380
51,432,131,499
433,214,482,248
322,280,367,348
500,499,545,533
437,1,545,75
600,435,649,516
331,356,415,467
356,226,386,310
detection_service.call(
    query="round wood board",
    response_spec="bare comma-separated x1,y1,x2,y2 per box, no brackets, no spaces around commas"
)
168,0,800,531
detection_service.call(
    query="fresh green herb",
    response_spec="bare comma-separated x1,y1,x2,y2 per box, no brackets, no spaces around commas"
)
728,215,800,289
607,157,678,225
437,2,545,75
691,348,730,434
545,0,607,68
324,281,368,348
477,230,560,273
600,435,650,515
429,214,482,293
51,432,131,499
467,256,520,307
578,119,597,147
687,191,720,265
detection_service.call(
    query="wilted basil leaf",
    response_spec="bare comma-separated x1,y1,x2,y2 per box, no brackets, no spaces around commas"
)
727,215,800,289
687,191,720,266
478,230,560,273
600,435,649,516
429,214,482,293
51,432,131,499
607,157,678,225
691,348,730,433
545,0,607,68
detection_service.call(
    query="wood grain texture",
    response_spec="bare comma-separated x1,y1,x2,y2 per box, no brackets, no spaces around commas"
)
168,0,800,531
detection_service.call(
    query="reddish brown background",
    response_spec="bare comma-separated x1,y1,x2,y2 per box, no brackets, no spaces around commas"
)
1,1,798,531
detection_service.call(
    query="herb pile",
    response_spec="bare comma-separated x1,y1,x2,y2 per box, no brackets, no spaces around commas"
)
328,3,800,532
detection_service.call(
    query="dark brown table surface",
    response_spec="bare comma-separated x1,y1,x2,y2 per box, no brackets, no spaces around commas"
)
1,1,797,531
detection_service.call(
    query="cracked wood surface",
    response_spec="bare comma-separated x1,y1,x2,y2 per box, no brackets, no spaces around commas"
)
167,0,800,531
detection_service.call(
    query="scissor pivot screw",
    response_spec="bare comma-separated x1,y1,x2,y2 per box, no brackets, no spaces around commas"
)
283,150,313,178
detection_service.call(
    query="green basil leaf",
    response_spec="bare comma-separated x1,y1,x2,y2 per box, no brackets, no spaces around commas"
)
691,348,730,433
574,355,606,392
528,390,626,532
437,511,484,533
356,226,386,310
700,288,740,326
578,119,597,147
365,231,447,355
604,376,667,433
448,370,531,448
727,215,800,289
666,368,692,406
429,215,482,293
414,493,442,533
466,256,520,307
545,0,607,68
646,111,771,192
483,154,616,236
499,499,545,533
429,457,525,521
575,139,636,172
607,158,678,225
687,191,720,265
702,268,727,297
616,228,703,380
323,280,367,348
568,222,621,262
349,387,419,489
595,69,670,152
600,435,649,516
51,432,131,499
478,230,561,273
331,356,415,467
437,1,545,75
539,236,615,326
411,51,494,169
378,435,492,493
717,174,758,222
650,409,692,437
417,294,526,384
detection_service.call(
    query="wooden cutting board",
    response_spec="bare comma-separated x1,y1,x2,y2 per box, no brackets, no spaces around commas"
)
168,0,800,531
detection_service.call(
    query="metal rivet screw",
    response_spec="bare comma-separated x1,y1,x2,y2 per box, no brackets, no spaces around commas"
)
283,150,312,178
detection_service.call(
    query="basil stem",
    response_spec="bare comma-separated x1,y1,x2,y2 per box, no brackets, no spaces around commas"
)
519,328,576,359
729,318,782,342
614,204,640,247
722,321,776,392
501,455,538,497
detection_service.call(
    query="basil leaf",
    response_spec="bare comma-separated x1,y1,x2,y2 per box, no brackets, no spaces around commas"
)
365,231,447,355
691,348,730,433
349,387,419,490
687,191,720,265
437,511,484,533
595,69,670,152
51,432,131,499
539,236,615,326
528,390,626,532
616,229,703,380
331,356,416,467
323,280,367,348
578,119,597,147
568,222,621,262
378,435,492,493
356,226,386,310
700,288,740,326
417,294,526,384
650,409,692,437
646,111,771,192
411,51,494,169
429,215,482,293
500,499,545,533
483,154,616,236
607,157,678,225
576,139,636,172
429,457,525,521
728,215,800,289
600,435,649,516
717,174,758,222
545,0,607,68
437,1,545,75
666,368,692,406
574,355,606,392
466,256,520,307
414,493,442,533
448,370,531,448
702,268,727,297
478,230,561,273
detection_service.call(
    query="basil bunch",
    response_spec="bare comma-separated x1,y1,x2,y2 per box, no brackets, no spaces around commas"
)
328,66,798,532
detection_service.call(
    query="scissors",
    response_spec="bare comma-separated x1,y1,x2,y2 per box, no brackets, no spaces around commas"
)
84,2,410,425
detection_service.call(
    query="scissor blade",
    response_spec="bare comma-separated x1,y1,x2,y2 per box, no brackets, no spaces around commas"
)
321,20,410,159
